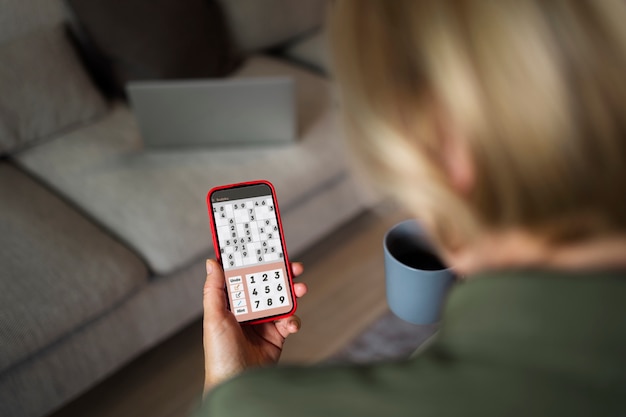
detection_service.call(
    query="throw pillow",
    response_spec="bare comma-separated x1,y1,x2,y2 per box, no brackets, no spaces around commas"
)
0,24,107,154
216,0,327,53
65,0,240,97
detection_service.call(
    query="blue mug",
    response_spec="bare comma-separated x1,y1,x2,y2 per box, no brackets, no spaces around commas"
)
383,220,456,324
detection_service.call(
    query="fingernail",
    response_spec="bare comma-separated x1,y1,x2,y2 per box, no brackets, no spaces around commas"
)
289,319,300,332
206,259,213,274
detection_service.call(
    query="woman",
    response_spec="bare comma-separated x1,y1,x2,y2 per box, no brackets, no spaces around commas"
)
200,1,626,416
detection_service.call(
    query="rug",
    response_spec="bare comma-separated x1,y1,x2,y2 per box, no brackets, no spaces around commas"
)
327,309,439,363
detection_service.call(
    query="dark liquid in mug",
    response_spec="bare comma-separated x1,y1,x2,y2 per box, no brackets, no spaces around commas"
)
389,237,446,271
394,248,446,270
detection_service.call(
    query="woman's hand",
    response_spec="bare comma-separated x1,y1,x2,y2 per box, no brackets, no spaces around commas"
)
202,259,307,395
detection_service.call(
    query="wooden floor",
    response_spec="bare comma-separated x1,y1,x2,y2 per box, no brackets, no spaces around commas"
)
50,204,408,417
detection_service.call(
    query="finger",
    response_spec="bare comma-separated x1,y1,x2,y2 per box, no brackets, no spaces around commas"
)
275,314,302,338
290,262,304,277
203,259,229,316
294,282,308,298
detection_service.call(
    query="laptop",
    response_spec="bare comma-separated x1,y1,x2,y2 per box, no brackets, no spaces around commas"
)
126,77,296,148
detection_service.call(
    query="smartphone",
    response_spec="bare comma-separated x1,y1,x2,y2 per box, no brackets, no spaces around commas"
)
207,180,296,325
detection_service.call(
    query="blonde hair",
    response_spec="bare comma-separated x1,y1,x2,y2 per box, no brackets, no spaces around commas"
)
330,0,626,250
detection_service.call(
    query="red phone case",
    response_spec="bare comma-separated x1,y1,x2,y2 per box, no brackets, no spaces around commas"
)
206,180,297,325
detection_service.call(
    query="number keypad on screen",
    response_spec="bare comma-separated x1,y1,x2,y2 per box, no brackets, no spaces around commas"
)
213,197,284,271
245,269,289,312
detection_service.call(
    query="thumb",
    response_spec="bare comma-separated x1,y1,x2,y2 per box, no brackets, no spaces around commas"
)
203,259,229,317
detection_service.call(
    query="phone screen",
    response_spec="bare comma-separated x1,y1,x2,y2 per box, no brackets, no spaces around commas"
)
209,182,295,323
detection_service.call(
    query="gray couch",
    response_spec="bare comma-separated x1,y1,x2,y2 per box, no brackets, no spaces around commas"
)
0,1,372,416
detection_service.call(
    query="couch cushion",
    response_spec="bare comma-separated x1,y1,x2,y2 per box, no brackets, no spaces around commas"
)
65,0,240,97
15,56,350,276
217,0,327,53
0,0,107,155
0,163,148,375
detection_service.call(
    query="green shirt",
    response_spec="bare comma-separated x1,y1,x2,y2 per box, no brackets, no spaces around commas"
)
202,270,626,416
